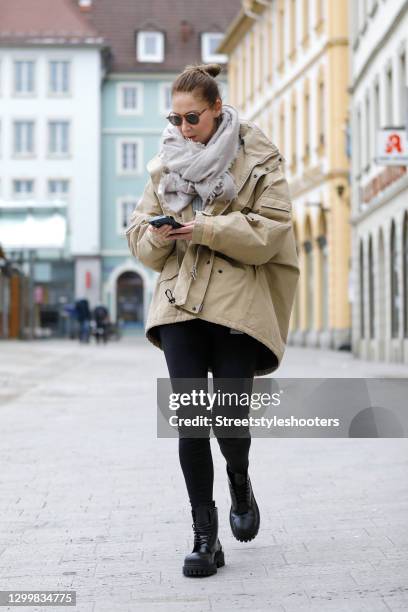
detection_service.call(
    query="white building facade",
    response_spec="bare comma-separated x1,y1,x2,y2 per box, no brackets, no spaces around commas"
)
350,0,408,363
0,38,104,329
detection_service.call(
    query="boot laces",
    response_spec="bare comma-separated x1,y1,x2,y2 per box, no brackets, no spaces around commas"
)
192,519,212,547
234,477,250,510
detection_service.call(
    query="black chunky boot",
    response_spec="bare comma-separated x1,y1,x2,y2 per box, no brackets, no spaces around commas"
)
227,466,260,542
183,503,225,577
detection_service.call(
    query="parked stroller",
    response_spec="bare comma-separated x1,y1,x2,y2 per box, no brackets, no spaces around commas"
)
92,304,110,344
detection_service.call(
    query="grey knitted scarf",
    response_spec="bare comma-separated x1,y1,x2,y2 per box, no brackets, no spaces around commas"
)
157,104,241,214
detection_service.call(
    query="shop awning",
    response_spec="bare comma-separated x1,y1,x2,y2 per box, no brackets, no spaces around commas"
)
0,214,67,249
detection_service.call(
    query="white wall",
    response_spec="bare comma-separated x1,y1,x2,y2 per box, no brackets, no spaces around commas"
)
0,46,102,256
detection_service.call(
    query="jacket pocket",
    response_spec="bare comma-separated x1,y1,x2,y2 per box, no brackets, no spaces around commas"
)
258,198,292,224
260,199,291,213
158,253,179,283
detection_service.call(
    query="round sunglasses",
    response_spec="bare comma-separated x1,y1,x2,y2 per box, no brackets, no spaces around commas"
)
166,107,209,126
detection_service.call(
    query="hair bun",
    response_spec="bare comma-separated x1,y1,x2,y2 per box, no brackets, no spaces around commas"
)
184,63,222,78
199,63,222,78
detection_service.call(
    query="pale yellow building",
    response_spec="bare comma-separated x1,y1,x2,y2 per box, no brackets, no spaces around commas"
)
219,0,351,350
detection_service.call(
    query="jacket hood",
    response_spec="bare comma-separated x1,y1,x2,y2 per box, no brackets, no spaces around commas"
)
238,120,280,161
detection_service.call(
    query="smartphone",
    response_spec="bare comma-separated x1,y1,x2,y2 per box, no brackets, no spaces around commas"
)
149,215,184,229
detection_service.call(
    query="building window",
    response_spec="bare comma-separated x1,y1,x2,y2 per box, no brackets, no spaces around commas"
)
117,83,143,115
315,0,324,31
137,31,164,62
48,121,70,156
373,79,380,160
386,64,393,125
317,72,325,152
48,179,70,201
267,10,273,84
317,230,329,330
267,109,273,140
201,33,227,64
303,81,310,165
368,0,378,16
290,0,297,60
359,241,365,338
49,61,70,95
390,221,399,338
241,44,247,105
403,213,408,337
117,197,139,234
365,93,371,170
302,0,309,46
249,31,255,100
290,93,297,173
368,236,375,338
257,21,265,93
399,51,407,125
304,236,314,330
159,82,172,115
117,139,143,175
356,107,362,176
358,0,366,33
291,226,300,330
279,101,285,154
13,179,34,199
351,1,359,46
13,121,35,156
278,0,285,70
14,60,35,95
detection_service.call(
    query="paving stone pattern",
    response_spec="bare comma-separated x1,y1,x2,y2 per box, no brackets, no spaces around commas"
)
0,337,407,611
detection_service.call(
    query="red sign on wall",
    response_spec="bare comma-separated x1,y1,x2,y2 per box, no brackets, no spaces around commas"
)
376,128,408,165
34,286,44,304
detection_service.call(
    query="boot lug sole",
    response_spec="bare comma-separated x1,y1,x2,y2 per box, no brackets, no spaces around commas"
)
229,508,260,542
183,550,225,577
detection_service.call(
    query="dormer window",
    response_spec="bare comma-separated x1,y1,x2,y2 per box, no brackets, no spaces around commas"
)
201,33,227,63
137,31,164,63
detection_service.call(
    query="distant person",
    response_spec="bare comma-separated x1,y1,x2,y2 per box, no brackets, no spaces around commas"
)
63,302,77,339
93,304,109,344
75,298,91,343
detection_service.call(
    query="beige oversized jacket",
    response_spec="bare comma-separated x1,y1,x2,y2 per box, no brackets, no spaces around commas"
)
126,120,300,376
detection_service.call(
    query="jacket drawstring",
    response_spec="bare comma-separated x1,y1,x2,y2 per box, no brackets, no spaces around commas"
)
165,289,175,304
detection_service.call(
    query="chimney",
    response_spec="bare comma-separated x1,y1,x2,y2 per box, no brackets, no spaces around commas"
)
180,20,194,43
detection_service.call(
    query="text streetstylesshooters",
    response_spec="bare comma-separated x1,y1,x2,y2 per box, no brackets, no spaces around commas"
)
169,415,340,428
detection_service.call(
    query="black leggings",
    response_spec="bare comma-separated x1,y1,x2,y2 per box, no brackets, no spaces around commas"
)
157,318,260,508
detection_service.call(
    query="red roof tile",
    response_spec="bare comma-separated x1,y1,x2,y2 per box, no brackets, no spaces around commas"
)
0,0,103,45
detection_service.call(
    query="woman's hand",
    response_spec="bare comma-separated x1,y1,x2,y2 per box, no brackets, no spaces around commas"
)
148,224,175,244
166,220,195,242
148,220,196,243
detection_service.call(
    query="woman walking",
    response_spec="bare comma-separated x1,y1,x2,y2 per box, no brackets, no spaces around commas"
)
126,63,299,577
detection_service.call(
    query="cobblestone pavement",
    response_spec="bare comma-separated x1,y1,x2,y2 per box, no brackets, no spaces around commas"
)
0,337,407,611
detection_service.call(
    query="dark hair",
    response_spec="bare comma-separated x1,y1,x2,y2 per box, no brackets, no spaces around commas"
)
171,63,222,106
